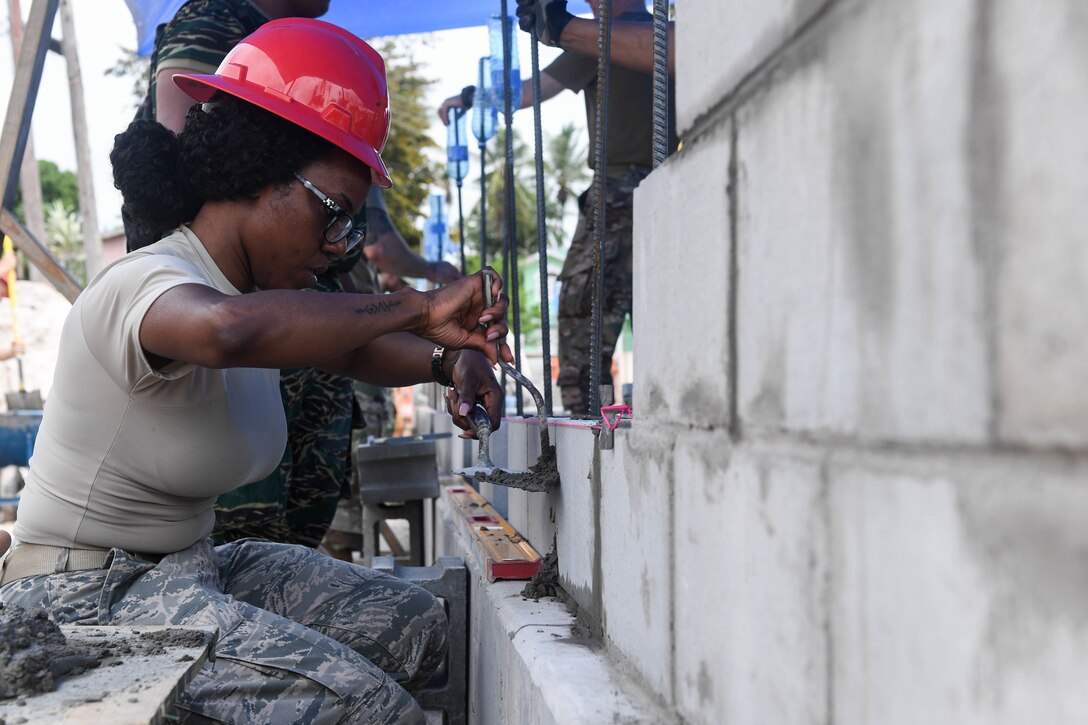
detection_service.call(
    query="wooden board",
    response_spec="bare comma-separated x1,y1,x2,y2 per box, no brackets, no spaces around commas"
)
0,625,215,725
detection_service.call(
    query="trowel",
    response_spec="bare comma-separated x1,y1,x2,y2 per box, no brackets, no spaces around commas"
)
454,272,560,492
455,404,499,480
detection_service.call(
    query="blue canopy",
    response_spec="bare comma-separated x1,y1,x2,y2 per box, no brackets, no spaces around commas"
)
123,1,502,56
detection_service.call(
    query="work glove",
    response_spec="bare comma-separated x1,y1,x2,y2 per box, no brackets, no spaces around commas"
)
515,0,574,47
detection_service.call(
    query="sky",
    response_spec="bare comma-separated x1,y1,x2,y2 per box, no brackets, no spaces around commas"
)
0,0,589,236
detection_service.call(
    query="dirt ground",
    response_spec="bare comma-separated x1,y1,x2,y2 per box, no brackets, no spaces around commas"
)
0,280,70,411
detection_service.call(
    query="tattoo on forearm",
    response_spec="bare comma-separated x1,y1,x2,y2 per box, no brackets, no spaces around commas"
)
354,299,401,315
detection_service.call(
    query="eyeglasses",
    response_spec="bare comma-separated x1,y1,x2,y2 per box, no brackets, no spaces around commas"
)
295,173,366,253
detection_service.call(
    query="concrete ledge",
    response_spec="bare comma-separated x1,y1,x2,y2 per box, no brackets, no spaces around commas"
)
434,491,672,725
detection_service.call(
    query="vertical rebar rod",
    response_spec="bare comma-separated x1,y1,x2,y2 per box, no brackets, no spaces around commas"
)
499,0,524,415
651,0,669,168
588,0,613,418
479,143,488,270
453,108,467,275
529,33,553,417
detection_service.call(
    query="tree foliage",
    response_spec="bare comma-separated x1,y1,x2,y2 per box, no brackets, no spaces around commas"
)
44,199,86,285
105,47,150,109
13,160,80,223
464,124,589,262
372,39,443,251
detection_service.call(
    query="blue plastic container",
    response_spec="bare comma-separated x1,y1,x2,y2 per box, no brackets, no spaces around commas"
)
473,56,498,143
0,410,43,467
488,15,521,117
447,107,470,182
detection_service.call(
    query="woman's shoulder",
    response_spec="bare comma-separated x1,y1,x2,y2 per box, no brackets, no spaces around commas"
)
85,231,207,296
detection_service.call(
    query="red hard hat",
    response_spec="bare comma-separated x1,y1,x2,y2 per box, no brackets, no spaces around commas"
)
174,18,392,188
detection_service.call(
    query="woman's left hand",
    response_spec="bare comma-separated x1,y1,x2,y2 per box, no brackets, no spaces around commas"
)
444,349,504,439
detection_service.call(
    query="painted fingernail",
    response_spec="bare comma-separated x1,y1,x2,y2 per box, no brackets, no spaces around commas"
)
479,314,493,324
459,403,471,416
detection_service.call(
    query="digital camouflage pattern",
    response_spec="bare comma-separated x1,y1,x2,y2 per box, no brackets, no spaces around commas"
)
0,539,446,723
557,167,649,415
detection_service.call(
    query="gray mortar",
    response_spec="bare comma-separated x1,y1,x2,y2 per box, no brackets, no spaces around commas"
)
522,541,561,600
0,605,99,700
0,604,214,704
477,444,560,492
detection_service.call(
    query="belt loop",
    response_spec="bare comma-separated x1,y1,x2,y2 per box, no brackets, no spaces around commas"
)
54,547,70,574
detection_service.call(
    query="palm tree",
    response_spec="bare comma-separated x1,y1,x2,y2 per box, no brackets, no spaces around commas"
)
372,39,443,251
466,128,541,259
44,199,86,285
543,123,591,249
545,123,590,211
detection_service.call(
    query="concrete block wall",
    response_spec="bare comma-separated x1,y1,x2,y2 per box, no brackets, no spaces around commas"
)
436,0,1088,721
610,0,1088,722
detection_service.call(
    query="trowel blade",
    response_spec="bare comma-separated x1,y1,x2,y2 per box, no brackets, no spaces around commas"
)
453,465,530,479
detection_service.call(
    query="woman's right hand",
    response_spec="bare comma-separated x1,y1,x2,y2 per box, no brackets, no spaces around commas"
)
419,268,515,366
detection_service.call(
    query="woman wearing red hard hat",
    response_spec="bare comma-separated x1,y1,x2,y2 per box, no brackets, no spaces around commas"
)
0,19,511,723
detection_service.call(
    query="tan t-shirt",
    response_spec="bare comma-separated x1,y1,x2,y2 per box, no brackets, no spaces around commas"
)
14,227,287,553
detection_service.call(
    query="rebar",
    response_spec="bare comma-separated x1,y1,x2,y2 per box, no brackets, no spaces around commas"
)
588,0,613,418
529,33,554,417
479,144,488,269
651,0,669,168
499,0,524,415
453,107,467,275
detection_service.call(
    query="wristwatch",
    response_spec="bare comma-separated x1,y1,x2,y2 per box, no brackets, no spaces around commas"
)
431,346,455,388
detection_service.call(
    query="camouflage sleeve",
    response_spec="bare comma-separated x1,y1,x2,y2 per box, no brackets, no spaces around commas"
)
155,0,262,73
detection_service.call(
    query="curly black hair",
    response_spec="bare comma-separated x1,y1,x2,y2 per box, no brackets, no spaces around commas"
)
111,93,337,236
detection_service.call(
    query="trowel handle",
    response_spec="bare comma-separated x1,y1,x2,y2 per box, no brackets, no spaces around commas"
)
469,404,495,469
481,269,501,361
468,403,492,440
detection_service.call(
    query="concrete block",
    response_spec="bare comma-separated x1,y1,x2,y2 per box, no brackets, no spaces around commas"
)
633,121,732,430
476,424,510,519
734,0,988,443
673,437,828,725
434,494,671,725
502,421,531,536
504,418,554,551
829,454,1088,724
676,0,826,134
991,0,1088,446
431,413,453,475
599,422,675,701
553,421,599,616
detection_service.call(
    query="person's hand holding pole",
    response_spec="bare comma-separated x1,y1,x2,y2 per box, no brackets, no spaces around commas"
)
515,0,575,46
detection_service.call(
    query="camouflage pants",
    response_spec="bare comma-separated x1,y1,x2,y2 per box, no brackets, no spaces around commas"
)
0,539,446,723
557,167,648,415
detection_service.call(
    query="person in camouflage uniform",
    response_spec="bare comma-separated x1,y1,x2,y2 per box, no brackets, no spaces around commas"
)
556,166,647,414
439,0,678,415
